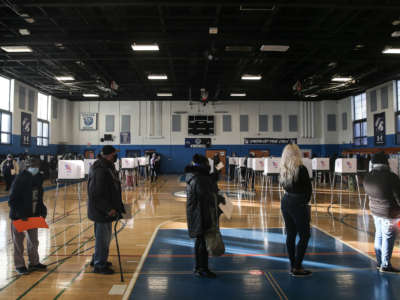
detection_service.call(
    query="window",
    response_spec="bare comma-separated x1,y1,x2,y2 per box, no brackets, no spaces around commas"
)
289,115,298,132
0,76,11,111
52,99,58,119
37,92,50,121
240,115,248,132
105,115,115,132
370,90,377,112
172,114,181,132
259,115,268,132
352,93,367,146
223,115,232,132
342,112,348,130
327,114,336,131
0,112,11,144
121,115,131,132
273,115,282,132
19,86,26,110
381,86,388,109
37,120,49,147
28,90,35,112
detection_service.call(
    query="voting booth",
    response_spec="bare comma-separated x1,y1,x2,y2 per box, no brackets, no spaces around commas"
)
262,158,282,198
253,158,265,171
331,158,361,207
84,159,96,175
312,158,330,171
311,158,331,201
335,158,357,174
121,158,139,190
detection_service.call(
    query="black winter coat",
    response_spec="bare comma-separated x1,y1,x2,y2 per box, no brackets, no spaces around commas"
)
185,165,220,238
364,164,400,219
8,170,46,220
87,158,124,222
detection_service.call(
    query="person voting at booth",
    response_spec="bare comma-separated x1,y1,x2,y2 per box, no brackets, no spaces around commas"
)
88,145,125,275
8,156,47,275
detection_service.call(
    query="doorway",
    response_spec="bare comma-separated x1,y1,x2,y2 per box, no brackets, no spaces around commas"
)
206,149,227,175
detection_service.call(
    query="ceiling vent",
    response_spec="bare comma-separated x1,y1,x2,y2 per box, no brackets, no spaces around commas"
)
240,5,275,11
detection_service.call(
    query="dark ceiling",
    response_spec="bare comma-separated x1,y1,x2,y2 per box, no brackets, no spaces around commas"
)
1,0,400,101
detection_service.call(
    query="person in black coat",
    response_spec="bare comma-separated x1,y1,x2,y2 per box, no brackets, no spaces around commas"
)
9,156,47,275
363,152,400,273
87,145,125,274
280,144,313,277
185,154,224,278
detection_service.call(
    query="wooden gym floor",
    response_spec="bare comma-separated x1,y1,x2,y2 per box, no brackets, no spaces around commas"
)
0,175,398,299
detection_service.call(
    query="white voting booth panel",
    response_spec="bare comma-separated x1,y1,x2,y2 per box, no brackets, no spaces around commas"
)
312,158,330,171
121,158,137,169
252,158,265,171
302,158,313,178
335,158,357,173
138,157,149,166
238,158,246,167
229,157,238,165
247,158,254,169
58,160,85,179
368,159,399,175
84,159,96,175
264,158,281,175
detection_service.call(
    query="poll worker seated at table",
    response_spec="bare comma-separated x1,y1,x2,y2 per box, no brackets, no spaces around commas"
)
8,156,47,275
363,152,400,274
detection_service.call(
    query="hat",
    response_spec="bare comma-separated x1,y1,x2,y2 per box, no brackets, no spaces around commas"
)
26,156,41,168
7,154,12,158
101,145,119,155
371,151,388,165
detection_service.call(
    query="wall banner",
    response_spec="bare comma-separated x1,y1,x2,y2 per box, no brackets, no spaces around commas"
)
244,138,297,145
21,112,31,146
80,113,97,130
185,138,211,148
374,112,385,145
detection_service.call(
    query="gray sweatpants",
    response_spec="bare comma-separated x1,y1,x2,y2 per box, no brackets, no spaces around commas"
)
11,223,40,268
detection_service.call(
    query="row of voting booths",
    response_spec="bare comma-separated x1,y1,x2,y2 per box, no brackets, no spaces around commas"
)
53,156,151,222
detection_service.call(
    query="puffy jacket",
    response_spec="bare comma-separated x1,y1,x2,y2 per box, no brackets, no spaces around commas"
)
363,164,400,219
8,170,46,220
185,165,220,238
87,158,124,222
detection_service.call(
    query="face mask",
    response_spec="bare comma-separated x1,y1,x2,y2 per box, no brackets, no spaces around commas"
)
28,167,39,176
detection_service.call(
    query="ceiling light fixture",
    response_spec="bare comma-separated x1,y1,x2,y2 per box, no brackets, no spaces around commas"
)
148,74,168,80
305,94,318,98
260,45,290,52
83,93,99,98
230,93,247,97
241,74,262,80
392,20,400,26
20,13,35,23
382,47,400,54
0,46,32,53
55,76,75,81
18,29,30,36
331,77,353,82
131,43,159,51
209,27,218,35
391,31,400,38
157,93,172,97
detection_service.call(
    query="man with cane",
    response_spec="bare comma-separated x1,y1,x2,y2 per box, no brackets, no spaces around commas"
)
88,145,125,275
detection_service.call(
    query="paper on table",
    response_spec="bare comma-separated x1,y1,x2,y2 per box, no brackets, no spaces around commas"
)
219,197,234,220
216,162,224,171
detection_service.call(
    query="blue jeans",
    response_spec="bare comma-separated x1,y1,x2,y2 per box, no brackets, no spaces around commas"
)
373,216,398,268
94,222,112,268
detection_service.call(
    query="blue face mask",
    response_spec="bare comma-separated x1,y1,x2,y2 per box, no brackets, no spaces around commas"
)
28,167,39,176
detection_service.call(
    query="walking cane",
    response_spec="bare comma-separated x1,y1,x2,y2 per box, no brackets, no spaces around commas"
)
114,216,124,282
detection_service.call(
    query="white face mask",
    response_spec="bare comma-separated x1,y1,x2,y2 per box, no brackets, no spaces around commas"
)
27,167,39,176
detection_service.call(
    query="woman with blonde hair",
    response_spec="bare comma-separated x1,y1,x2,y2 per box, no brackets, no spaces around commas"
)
280,144,312,276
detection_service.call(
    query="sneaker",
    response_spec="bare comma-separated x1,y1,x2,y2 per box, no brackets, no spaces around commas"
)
380,266,400,274
16,267,29,275
290,268,312,277
90,261,112,267
93,266,115,275
28,263,47,271
194,269,217,278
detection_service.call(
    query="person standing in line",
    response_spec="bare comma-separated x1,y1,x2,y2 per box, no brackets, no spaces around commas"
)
2,154,19,191
9,156,47,275
279,144,312,277
363,152,400,273
150,153,160,183
185,154,224,278
88,145,125,274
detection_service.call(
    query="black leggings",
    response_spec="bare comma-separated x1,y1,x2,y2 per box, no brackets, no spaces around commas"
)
195,235,208,271
281,193,311,269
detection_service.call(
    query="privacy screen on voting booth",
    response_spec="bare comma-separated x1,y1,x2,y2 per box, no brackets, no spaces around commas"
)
58,160,85,180
312,158,330,171
334,158,357,174
84,159,96,175
121,157,139,169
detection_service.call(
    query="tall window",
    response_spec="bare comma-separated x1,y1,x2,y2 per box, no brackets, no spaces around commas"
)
0,76,12,144
352,93,367,146
37,92,50,146
395,80,400,144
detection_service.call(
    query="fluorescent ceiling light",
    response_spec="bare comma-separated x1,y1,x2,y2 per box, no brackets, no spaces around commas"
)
305,94,318,98
209,27,218,34
230,93,246,97
393,20,400,26
241,74,262,80
382,47,400,54
1,46,32,53
332,77,353,82
148,74,168,80
260,45,290,52
18,29,30,36
391,31,400,37
83,93,99,98
55,76,75,81
157,93,172,97
131,43,159,51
